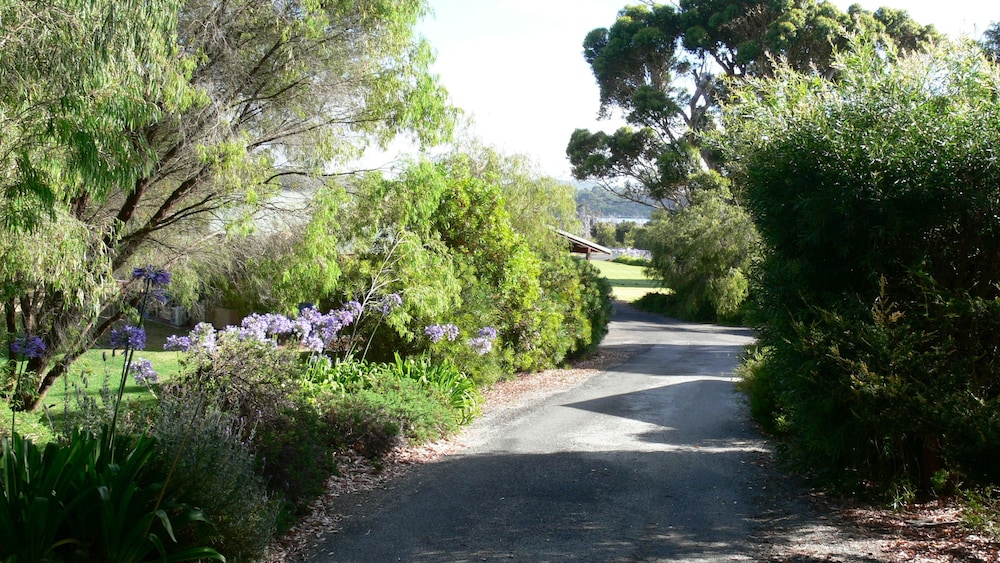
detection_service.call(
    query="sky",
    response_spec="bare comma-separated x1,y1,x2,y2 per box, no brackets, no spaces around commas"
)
383,0,998,181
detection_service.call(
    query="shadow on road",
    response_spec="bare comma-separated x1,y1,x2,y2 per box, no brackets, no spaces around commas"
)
314,446,768,562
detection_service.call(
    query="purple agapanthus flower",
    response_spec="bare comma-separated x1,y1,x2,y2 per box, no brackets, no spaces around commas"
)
302,334,325,353
377,293,403,315
313,314,344,344
129,357,159,385
467,337,493,356
478,326,498,340
10,335,46,359
240,313,271,343
344,300,363,317
425,323,460,343
163,334,192,352
110,325,146,350
265,313,294,336
132,265,171,287
188,323,217,352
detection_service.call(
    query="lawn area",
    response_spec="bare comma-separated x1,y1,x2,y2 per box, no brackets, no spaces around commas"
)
40,320,189,426
590,259,665,302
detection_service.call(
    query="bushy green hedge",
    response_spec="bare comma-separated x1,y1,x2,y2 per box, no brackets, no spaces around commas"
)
723,40,1000,490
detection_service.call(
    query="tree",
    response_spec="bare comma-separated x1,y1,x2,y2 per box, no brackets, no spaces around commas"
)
567,0,939,207
982,20,1000,62
0,0,188,232
642,171,758,320
722,38,1000,486
4,0,455,410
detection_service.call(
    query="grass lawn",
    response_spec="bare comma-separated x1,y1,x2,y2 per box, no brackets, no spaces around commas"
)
589,259,666,302
40,320,190,428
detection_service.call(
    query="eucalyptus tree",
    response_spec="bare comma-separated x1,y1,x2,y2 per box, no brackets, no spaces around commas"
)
3,0,455,409
567,0,939,206
982,20,1000,62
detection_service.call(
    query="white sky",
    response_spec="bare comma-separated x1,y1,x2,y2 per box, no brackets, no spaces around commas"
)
397,0,997,181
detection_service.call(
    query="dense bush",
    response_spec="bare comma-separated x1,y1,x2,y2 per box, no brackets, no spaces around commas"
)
723,39,1000,489
641,172,759,322
612,255,651,267
555,256,613,359
343,150,614,377
168,323,343,511
301,355,472,447
139,389,279,560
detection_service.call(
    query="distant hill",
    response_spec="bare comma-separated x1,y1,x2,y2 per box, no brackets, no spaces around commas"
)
574,183,652,219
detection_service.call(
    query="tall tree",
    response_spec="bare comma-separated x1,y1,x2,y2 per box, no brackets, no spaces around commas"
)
982,20,1000,62
4,0,455,409
567,0,939,207
0,0,187,231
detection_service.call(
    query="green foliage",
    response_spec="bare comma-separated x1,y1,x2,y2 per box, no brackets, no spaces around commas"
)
569,0,938,207
134,388,279,561
723,39,1000,489
0,428,222,562
590,222,617,248
1,0,456,410
590,221,646,249
983,21,1000,63
0,0,189,231
612,255,650,267
642,172,759,321
171,329,339,510
301,357,462,447
387,353,481,424
347,148,612,376
962,487,1000,541
577,259,615,356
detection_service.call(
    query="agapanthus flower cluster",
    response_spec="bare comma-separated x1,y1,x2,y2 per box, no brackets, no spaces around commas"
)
110,325,146,350
376,293,403,315
10,335,46,359
425,323,459,343
344,300,363,318
129,357,159,385
165,304,362,355
163,334,192,352
188,322,217,352
132,265,172,287
239,312,295,343
467,326,498,356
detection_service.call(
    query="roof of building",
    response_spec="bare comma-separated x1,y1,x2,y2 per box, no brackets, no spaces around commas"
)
555,229,613,255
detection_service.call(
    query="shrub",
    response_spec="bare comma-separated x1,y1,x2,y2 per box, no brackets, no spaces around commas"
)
559,256,613,359
346,153,613,378
138,388,280,560
302,357,461,448
723,39,1000,489
612,255,651,267
169,325,342,511
642,172,759,322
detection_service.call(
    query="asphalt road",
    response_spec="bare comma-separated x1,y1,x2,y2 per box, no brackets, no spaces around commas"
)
308,303,764,562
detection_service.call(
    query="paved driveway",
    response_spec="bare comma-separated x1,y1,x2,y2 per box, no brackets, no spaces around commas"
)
307,304,764,562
